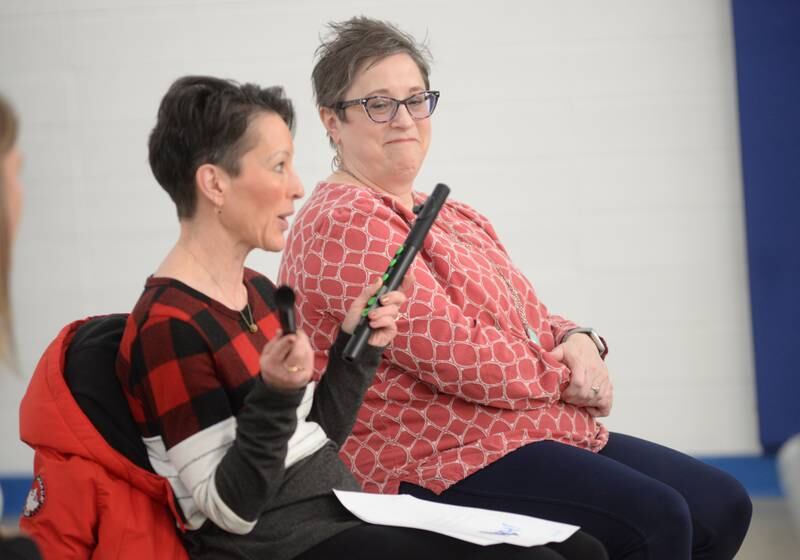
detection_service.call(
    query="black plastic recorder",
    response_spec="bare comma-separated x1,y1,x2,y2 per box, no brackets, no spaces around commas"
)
342,183,450,362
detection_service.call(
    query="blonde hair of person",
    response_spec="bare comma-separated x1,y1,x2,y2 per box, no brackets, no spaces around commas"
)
0,94,18,366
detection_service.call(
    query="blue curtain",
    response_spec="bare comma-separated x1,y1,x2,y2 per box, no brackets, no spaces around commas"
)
732,0,800,452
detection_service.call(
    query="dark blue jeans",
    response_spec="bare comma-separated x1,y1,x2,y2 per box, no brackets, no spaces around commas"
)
401,433,752,560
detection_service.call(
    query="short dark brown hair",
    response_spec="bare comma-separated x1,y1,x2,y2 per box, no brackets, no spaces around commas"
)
312,16,432,115
148,76,295,219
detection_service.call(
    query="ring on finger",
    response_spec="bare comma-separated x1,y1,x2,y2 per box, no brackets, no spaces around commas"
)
285,363,302,373
591,385,600,396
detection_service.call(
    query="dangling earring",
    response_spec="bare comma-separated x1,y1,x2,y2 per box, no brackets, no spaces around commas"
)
332,142,343,172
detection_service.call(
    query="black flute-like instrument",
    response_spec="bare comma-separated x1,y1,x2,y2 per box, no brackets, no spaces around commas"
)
342,183,450,362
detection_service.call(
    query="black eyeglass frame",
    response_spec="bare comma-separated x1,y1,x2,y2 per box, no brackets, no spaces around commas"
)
334,90,440,123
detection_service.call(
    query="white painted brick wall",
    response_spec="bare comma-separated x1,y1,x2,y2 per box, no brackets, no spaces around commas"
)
0,0,758,474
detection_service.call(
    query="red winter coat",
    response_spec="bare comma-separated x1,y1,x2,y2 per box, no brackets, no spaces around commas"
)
19,318,189,560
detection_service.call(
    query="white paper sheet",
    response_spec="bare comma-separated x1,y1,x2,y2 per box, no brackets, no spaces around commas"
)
333,490,580,547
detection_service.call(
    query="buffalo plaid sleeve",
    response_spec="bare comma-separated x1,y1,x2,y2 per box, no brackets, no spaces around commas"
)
130,315,232,449
130,315,305,534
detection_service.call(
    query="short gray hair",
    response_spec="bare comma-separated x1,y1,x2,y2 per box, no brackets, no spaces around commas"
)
312,16,432,115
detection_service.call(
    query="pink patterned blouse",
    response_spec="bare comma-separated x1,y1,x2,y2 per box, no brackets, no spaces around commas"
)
279,182,608,494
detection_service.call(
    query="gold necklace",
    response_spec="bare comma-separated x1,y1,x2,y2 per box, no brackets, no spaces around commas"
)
239,302,258,334
180,245,258,333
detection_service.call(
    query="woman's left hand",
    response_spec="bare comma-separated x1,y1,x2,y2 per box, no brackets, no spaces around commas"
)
342,278,407,348
545,335,614,417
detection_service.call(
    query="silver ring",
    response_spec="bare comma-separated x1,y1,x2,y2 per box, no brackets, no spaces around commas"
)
591,385,600,396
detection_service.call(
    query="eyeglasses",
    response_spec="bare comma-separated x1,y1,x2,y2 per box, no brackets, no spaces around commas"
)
335,90,440,124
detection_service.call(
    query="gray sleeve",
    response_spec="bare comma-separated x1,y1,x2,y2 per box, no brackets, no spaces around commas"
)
309,330,384,447
213,377,304,523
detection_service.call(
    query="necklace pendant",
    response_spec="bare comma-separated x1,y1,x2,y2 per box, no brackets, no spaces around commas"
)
526,326,540,345
240,302,258,334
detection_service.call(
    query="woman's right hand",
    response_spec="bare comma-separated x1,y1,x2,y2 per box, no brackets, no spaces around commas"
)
259,330,314,390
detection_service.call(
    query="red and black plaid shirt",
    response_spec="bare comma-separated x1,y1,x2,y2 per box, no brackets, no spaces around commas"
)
116,268,281,450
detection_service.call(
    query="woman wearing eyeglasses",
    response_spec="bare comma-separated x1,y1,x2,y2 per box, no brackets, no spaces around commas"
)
279,16,751,560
